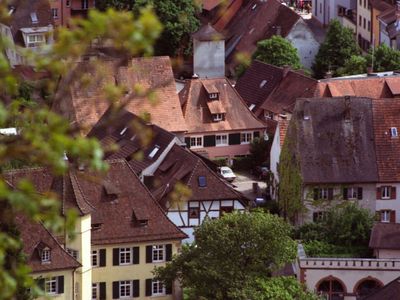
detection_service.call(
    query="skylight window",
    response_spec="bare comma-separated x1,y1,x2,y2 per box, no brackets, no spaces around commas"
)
148,145,160,159
391,127,398,138
259,80,267,88
198,176,207,187
30,12,38,23
120,127,128,135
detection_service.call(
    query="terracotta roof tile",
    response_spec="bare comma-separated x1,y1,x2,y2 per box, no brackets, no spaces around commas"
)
369,222,400,249
213,0,243,31
372,99,400,182
180,78,265,133
278,118,289,147
53,57,187,135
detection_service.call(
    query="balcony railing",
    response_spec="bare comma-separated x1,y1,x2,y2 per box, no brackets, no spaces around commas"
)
299,258,400,270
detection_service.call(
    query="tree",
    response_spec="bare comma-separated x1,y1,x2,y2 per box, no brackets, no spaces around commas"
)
249,136,271,167
154,210,297,300
336,55,367,76
0,4,162,298
132,0,200,57
253,36,302,69
312,20,360,78
367,44,400,72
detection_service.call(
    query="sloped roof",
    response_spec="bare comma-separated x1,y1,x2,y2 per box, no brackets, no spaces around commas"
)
363,276,400,300
372,99,400,182
151,144,246,207
87,108,175,174
180,78,266,133
201,0,231,11
52,56,187,135
290,97,378,184
15,213,80,273
369,222,400,250
370,0,393,12
192,23,224,41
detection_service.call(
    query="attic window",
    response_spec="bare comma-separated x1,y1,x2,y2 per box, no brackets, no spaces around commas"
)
41,248,51,263
259,80,268,88
213,113,224,122
30,12,38,23
103,180,120,200
92,223,102,230
148,145,160,158
132,211,148,227
120,127,128,135
209,93,219,100
249,104,256,111
198,176,207,187
391,127,398,138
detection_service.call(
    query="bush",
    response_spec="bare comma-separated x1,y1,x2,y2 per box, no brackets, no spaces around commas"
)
232,156,253,171
212,158,227,167
295,222,326,241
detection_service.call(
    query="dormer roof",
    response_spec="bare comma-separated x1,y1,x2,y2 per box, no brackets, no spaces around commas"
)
192,23,224,41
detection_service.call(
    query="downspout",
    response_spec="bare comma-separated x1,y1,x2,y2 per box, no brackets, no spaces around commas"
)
72,269,75,300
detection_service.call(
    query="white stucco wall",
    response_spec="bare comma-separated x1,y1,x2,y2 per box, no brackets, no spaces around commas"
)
286,20,320,69
375,183,400,223
376,249,400,259
193,39,225,78
270,125,280,186
357,0,371,47
380,29,391,47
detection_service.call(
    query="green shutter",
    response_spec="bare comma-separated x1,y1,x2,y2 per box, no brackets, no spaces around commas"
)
99,282,106,300
185,137,191,148
228,133,241,145
113,248,119,266
132,280,140,297
132,247,139,264
203,135,216,147
166,244,172,261
145,279,152,296
146,246,152,263
112,281,119,299
99,249,106,267
57,276,64,294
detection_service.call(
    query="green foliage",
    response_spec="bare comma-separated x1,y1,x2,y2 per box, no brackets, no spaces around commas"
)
253,36,302,69
336,55,367,76
295,222,326,241
241,276,320,300
132,0,200,57
231,156,253,171
367,44,400,72
249,137,271,168
312,20,360,78
303,240,372,258
154,210,297,300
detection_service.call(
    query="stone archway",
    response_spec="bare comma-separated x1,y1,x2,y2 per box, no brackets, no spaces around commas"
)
353,276,383,299
316,275,347,300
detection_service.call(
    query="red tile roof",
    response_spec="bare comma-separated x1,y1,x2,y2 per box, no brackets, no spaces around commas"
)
201,0,232,11
278,118,289,147
213,0,243,32
15,213,80,273
369,222,400,250
180,78,266,134
52,57,187,135
372,99,400,182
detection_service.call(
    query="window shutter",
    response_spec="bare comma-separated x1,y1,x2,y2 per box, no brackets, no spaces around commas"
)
377,187,381,199
328,188,333,200
313,188,318,200
253,131,260,138
343,188,348,200
99,282,106,300
99,249,106,267
132,280,140,297
145,279,152,296
357,187,363,200
184,137,190,148
228,133,240,145
112,281,119,299
113,248,119,266
375,211,381,222
203,135,216,147
391,187,397,199
132,247,139,264
146,246,153,263
166,281,172,295
57,276,64,294
166,244,172,261
391,211,396,223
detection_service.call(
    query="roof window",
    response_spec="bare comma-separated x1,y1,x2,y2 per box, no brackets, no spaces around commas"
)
148,145,160,159
119,127,128,135
391,127,398,138
198,176,207,187
209,92,219,100
30,12,38,23
259,80,267,88
213,113,224,122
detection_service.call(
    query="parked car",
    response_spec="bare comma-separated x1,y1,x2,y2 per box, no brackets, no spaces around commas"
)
253,166,269,180
219,166,236,182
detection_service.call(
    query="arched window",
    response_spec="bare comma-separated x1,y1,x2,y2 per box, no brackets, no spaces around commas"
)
355,278,382,299
317,277,345,300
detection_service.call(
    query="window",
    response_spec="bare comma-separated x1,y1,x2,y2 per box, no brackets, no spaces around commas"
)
317,277,345,300
119,248,132,265
259,79,268,88
119,280,132,298
209,93,218,99
82,0,89,9
264,111,274,119
51,8,58,18
92,250,98,267
213,113,223,121
152,245,165,262
220,205,234,215
359,15,361,26
30,12,38,23
368,20,371,31
313,188,333,200
343,187,362,200
92,283,98,300
66,0,71,6
152,280,166,296
240,132,253,144
381,210,391,222
190,136,203,148
67,248,78,260
313,211,326,222
41,248,51,263
363,18,366,29
391,127,398,137
198,176,207,187
27,34,45,47
216,134,228,146
320,3,322,13
148,145,160,158
45,277,57,294
381,186,391,199
188,206,200,219
356,279,382,298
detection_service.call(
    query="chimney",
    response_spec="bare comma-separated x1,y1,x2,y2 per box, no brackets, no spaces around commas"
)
283,65,291,77
276,26,282,36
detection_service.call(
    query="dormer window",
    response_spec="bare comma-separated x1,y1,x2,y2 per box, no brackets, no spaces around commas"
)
198,176,207,187
30,12,38,23
391,127,398,138
213,113,224,122
148,145,160,159
27,34,45,48
209,93,219,100
41,248,51,263
132,211,148,227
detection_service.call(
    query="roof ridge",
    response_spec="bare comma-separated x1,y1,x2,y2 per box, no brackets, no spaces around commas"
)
69,170,95,214
186,157,201,186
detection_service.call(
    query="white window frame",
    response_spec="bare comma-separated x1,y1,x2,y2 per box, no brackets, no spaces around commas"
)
119,280,132,298
82,0,89,9
381,210,391,223
347,187,358,200
92,283,99,300
264,111,274,120
148,146,160,158
240,132,253,144
318,188,329,200
28,34,45,43
119,248,132,265
190,136,203,148
391,127,398,137
382,186,391,199
67,248,78,260
41,248,51,263
66,0,71,6
45,277,57,295
92,250,98,267
209,93,218,99
152,245,165,263
213,113,223,122
152,280,166,296
215,134,228,146
51,8,58,18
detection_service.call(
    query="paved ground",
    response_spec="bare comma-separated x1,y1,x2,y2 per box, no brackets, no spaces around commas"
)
231,171,267,202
